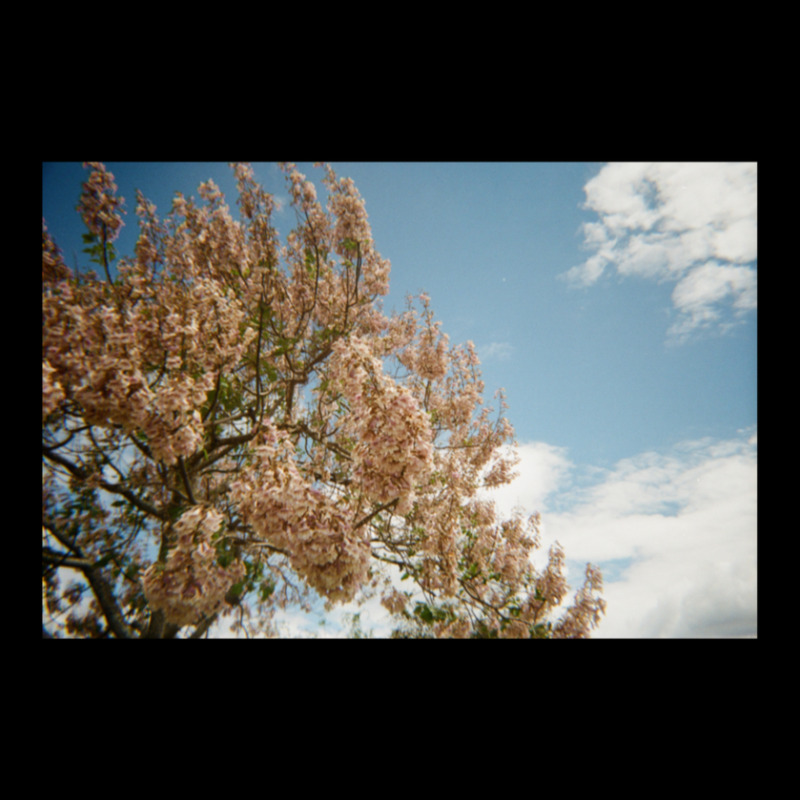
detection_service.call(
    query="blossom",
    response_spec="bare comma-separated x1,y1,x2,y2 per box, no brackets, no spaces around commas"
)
42,359,64,421
381,589,408,615
329,335,434,511
77,162,125,241
42,220,70,283
142,506,246,627
230,421,370,604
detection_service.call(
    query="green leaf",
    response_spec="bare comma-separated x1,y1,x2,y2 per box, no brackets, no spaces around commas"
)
259,580,275,601
531,622,552,639
463,562,480,579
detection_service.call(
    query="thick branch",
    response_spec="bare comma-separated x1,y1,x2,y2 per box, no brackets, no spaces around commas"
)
43,527,135,639
43,548,92,571
177,456,196,505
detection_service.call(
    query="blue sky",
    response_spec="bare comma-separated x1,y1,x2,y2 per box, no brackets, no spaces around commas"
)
42,162,758,638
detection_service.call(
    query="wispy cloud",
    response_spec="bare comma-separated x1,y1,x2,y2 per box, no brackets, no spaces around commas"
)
560,163,757,343
477,341,513,362
485,428,757,637
668,261,757,342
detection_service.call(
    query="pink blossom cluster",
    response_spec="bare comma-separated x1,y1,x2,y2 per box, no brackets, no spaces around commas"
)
326,172,391,300
42,273,219,465
551,563,607,638
282,165,332,255
43,165,256,466
230,421,370,604
427,340,486,437
380,588,409,615
324,170,372,257
78,162,125,241
230,163,281,272
141,506,246,627
395,294,450,382
283,163,391,303
329,336,434,513
403,498,605,638
481,451,519,488
42,359,65,421
42,221,71,283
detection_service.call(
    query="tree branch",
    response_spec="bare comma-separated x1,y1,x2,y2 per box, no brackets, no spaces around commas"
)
43,444,167,520
42,529,135,638
177,456,196,505
354,497,399,530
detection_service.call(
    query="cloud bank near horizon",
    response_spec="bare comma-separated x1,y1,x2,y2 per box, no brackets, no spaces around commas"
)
485,429,757,638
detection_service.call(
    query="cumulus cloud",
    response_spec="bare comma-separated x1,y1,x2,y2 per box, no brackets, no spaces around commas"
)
485,429,757,637
483,441,572,515
560,163,757,343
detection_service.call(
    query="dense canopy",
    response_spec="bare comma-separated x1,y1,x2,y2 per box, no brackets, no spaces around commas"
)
42,162,605,638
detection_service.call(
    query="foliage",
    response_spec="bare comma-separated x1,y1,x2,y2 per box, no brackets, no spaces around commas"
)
42,162,606,638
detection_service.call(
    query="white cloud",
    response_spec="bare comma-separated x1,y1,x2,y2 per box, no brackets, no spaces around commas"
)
561,163,757,342
484,429,757,637
483,441,572,516
668,261,757,342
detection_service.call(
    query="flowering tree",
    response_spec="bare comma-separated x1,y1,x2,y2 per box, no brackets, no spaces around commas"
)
42,162,606,638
